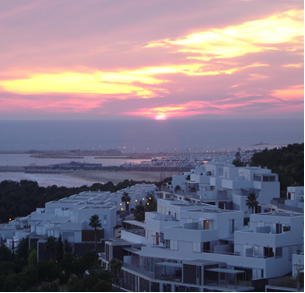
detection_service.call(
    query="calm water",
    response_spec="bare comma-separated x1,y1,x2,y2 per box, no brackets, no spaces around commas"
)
0,119,303,152
0,172,93,187
0,119,303,187
0,154,147,167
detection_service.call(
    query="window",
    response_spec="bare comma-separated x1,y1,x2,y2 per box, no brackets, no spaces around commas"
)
165,240,170,249
275,247,282,258
229,219,235,234
204,220,209,230
103,215,107,226
276,223,282,234
203,242,210,252
254,175,261,182
193,242,201,252
170,240,178,250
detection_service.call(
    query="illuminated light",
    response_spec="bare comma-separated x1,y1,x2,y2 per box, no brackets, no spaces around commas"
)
9,218,11,221
121,208,123,211
135,199,137,202
127,202,129,204
147,203,149,205
120,203,122,206
143,198,145,200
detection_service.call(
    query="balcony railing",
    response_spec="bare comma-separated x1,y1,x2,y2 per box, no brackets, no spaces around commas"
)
124,228,145,237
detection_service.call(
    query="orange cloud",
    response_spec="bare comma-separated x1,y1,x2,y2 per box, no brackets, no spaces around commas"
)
271,85,304,101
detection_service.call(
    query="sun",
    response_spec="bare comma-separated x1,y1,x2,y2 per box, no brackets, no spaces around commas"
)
155,115,167,120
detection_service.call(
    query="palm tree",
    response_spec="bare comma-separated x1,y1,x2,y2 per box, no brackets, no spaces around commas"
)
121,192,131,212
89,214,102,251
246,192,259,214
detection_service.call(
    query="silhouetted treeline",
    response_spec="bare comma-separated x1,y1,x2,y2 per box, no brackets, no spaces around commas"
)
0,237,112,291
0,179,137,223
251,143,304,195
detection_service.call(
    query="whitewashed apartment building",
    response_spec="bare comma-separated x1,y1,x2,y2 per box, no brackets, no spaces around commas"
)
102,198,304,292
169,163,280,217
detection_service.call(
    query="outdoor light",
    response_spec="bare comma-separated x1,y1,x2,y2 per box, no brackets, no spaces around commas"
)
135,200,137,202
120,203,122,206
121,208,123,211
127,202,129,204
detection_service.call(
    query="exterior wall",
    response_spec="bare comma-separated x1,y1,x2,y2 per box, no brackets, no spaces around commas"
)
258,181,280,204
77,206,116,239
292,253,304,277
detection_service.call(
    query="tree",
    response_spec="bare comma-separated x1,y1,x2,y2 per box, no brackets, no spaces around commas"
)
109,259,122,286
121,192,131,212
55,234,64,264
146,193,157,212
45,236,57,261
17,236,29,260
174,185,181,193
64,238,73,254
134,201,145,222
28,249,37,267
246,192,259,214
89,214,102,251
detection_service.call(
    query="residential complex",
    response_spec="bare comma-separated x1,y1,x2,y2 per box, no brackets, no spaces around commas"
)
101,197,303,291
0,163,303,291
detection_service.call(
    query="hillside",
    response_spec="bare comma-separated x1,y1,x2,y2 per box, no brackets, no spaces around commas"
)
251,143,304,196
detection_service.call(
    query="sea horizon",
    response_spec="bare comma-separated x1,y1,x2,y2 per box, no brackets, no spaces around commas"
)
0,119,303,153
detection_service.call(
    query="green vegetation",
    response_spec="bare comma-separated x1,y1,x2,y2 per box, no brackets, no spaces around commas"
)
0,179,136,223
0,237,111,292
89,215,102,251
251,143,304,195
121,192,131,212
133,201,145,221
245,192,259,214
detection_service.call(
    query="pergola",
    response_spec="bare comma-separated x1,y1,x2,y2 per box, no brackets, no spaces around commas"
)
205,267,246,290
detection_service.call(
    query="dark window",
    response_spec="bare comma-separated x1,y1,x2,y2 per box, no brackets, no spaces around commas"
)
275,247,282,258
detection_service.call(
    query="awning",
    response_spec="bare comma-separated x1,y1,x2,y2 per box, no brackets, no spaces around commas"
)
206,268,245,274
124,220,146,228
155,262,183,268
123,247,141,255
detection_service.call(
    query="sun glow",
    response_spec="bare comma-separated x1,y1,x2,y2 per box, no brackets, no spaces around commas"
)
155,115,167,120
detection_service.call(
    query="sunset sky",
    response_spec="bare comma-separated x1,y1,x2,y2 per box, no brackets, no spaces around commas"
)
0,0,303,120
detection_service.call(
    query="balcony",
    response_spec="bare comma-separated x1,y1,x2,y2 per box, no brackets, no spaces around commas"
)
124,228,145,237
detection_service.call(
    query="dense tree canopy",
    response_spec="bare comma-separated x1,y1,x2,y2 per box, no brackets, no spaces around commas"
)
0,179,136,223
251,143,304,195
0,240,111,292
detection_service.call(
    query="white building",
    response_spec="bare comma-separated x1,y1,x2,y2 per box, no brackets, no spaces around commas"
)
170,163,280,217
102,198,304,292
285,186,304,212
0,184,157,256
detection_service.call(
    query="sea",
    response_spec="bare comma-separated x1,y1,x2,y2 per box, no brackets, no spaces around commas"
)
0,119,303,187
